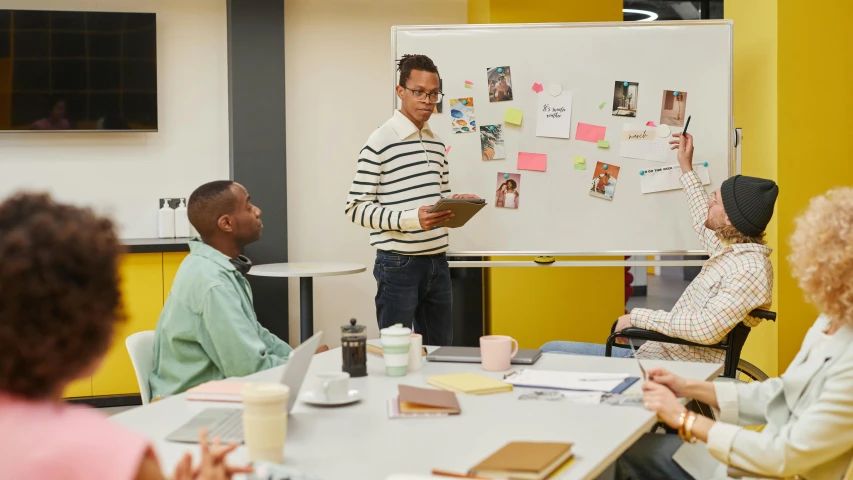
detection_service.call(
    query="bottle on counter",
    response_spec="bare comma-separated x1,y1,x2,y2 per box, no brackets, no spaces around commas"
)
158,199,175,239
174,198,190,238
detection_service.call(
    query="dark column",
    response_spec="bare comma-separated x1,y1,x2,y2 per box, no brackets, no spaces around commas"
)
227,0,289,341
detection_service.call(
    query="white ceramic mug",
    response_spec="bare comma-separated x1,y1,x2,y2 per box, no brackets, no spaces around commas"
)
314,372,350,401
241,383,289,463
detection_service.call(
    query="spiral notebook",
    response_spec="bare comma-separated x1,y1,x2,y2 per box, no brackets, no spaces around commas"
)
503,370,639,394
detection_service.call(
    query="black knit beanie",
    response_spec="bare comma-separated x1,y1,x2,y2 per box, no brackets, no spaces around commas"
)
720,175,779,237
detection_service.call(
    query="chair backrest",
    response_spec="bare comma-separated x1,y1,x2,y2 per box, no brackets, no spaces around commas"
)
125,331,155,405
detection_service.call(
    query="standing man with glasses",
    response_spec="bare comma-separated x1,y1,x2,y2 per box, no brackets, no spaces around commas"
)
344,54,480,346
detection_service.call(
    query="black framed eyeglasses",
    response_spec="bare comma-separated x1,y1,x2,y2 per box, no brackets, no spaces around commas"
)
402,87,444,104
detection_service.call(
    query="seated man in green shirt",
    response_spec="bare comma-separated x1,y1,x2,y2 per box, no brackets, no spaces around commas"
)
149,181,317,399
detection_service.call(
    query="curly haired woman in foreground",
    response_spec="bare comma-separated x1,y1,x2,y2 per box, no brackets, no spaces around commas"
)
0,193,251,480
616,187,853,480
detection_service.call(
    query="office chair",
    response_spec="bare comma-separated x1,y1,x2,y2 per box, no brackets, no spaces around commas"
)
125,330,155,404
605,309,776,380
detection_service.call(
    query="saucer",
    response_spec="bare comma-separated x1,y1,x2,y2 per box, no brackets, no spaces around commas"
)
300,390,362,406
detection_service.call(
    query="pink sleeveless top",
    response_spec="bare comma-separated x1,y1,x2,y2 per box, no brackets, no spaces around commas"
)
0,394,151,480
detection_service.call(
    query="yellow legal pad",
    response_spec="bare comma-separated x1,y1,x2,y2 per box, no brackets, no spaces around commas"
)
427,373,513,395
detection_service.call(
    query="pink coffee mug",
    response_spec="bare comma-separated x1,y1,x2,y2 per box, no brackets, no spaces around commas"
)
480,335,519,371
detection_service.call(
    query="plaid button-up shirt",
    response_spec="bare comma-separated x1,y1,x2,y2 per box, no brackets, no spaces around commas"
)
632,171,773,362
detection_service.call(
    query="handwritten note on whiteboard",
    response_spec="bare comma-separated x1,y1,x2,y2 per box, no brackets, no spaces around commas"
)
640,163,711,194
619,124,670,162
536,92,573,139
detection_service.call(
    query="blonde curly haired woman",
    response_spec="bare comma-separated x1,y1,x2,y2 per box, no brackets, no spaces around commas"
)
616,187,853,480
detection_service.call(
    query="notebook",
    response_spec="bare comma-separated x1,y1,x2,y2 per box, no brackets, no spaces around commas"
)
470,441,574,480
186,381,247,402
504,369,639,394
427,198,487,228
427,373,513,395
398,385,460,415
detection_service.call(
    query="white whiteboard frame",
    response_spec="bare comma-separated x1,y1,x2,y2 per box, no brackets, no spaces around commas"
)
392,20,735,258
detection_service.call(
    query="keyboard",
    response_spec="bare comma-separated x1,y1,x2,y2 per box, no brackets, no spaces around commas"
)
207,409,244,444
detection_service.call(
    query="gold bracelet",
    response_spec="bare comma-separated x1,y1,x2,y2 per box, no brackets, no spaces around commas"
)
683,412,698,444
676,411,688,439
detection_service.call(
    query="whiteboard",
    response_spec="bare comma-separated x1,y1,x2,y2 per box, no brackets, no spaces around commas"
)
392,21,733,255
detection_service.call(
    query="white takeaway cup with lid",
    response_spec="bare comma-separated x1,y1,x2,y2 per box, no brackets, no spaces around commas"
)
241,383,289,463
380,324,412,377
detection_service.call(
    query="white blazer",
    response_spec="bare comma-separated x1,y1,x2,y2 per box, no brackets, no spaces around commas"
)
676,315,853,480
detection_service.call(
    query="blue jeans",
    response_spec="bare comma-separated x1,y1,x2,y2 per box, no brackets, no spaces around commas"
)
615,433,694,479
540,341,633,358
374,250,453,346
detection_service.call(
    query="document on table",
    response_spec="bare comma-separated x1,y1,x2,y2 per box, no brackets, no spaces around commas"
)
640,163,711,194
504,370,635,393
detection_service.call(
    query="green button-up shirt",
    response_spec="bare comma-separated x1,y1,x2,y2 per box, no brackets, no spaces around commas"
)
148,239,292,400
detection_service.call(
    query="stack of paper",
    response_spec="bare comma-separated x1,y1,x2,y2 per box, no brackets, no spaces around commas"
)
427,373,513,395
470,442,574,480
186,380,249,402
398,385,460,415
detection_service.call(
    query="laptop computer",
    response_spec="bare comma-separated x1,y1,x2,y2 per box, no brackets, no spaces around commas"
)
165,331,324,444
426,346,542,365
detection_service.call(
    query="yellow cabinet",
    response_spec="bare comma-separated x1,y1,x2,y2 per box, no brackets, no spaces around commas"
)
91,253,164,396
163,252,189,300
62,377,92,399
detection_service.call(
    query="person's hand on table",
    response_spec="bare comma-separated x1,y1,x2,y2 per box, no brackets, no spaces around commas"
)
646,368,688,397
613,313,632,345
670,132,694,174
315,345,330,354
451,194,481,200
418,205,453,229
171,429,252,480
642,381,687,429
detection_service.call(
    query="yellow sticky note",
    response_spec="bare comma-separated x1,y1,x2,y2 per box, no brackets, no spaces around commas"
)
574,163,586,170
597,140,610,148
504,108,523,125
573,156,585,164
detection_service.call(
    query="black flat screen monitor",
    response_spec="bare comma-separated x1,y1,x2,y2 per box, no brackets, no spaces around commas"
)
0,9,157,132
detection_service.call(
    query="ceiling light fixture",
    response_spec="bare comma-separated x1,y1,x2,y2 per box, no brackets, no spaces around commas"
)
623,8,659,21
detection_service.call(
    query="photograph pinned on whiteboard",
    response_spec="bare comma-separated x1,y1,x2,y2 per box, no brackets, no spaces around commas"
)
589,161,621,201
480,125,506,160
612,81,639,117
449,97,476,133
495,172,521,209
660,90,687,127
486,66,513,102
432,79,444,114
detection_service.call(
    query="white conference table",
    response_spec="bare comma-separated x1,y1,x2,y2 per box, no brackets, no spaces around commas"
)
112,350,722,480
247,262,366,342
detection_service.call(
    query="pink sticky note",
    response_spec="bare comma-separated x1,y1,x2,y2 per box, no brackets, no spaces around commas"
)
517,152,547,172
576,123,607,143
532,82,544,93
445,146,451,154
464,80,473,85
646,121,657,127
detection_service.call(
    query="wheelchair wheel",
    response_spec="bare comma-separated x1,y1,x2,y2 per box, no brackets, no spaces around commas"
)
735,359,769,382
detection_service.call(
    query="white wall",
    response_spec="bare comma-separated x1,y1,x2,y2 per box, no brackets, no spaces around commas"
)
0,0,230,238
284,0,467,345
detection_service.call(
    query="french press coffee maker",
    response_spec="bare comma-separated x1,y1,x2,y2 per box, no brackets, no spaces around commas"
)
341,318,367,377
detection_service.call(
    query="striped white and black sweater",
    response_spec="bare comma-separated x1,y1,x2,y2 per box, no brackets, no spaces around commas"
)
344,110,451,255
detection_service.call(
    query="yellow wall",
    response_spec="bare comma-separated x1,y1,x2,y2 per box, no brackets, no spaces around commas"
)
725,0,779,377
471,1,625,348
776,1,853,369
469,0,622,24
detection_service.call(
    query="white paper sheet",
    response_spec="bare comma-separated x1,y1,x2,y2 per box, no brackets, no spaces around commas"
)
505,370,631,392
619,123,671,162
536,92,573,139
640,163,711,194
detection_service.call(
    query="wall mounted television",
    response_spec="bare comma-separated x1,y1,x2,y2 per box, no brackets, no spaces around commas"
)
0,9,157,132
